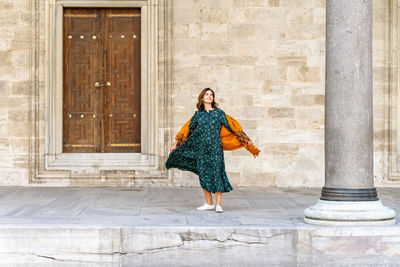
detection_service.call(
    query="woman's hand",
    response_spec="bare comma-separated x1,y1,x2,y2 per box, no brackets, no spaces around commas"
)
170,142,178,153
248,140,253,146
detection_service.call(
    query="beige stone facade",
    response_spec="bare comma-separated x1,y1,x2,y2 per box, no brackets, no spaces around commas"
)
0,0,398,187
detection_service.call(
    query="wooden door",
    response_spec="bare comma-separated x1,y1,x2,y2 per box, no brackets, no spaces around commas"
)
63,8,141,153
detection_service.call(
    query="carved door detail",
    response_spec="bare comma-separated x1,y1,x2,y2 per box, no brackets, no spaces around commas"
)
63,8,141,153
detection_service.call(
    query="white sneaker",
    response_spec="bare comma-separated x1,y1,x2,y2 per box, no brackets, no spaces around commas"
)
196,203,215,211
215,205,223,213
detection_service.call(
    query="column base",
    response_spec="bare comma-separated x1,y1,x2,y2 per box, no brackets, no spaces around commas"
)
304,199,396,226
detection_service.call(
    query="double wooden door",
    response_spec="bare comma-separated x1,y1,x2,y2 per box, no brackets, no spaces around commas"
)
63,8,141,153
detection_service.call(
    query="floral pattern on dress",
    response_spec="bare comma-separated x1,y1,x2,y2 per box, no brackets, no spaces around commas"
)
165,107,236,193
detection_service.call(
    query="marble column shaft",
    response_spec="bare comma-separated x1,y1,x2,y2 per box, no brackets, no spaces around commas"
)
325,0,373,190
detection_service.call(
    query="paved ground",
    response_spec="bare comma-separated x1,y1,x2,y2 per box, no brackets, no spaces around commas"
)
1,187,400,265
0,186,398,227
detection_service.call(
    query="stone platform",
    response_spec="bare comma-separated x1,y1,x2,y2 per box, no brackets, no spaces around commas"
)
0,186,399,266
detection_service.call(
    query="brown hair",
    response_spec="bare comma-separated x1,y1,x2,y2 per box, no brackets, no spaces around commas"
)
196,88,219,110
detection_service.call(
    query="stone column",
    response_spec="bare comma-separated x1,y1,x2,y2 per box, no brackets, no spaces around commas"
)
304,0,396,226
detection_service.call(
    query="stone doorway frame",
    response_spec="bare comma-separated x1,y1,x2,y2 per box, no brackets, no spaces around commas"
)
29,0,173,184
47,0,156,170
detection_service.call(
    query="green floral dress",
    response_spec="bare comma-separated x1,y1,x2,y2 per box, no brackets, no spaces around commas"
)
165,107,235,193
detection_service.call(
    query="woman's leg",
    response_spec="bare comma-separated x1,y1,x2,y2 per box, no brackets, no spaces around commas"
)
215,192,222,206
202,189,213,205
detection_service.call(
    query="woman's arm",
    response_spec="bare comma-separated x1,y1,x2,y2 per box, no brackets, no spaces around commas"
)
220,111,235,134
172,111,197,150
170,140,178,153
174,118,191,147
220,111,253,146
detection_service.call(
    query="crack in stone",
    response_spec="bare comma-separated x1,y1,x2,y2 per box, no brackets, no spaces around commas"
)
119,227,124,257
26,253,65,262
133,243,185,255
124,231,288,255
20,230,293,258
178,229,293,245
231,230,293,240
23,252,126,264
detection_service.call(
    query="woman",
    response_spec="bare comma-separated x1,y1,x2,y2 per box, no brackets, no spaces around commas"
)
165,88,260,213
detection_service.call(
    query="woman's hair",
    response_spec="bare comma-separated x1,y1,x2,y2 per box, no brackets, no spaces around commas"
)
196,88,219,110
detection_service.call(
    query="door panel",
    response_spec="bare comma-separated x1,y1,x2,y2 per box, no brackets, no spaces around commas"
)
63,8,102,152
104,9,141,152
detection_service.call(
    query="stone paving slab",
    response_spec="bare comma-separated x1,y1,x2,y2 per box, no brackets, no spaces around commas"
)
0,186,397,227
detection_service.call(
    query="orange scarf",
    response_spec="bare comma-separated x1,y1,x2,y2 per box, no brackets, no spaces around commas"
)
175,113,261,158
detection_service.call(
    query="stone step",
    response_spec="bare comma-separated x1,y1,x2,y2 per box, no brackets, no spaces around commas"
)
0,225,399,266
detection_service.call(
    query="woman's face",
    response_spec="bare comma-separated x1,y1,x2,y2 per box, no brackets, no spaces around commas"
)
202,90,214,104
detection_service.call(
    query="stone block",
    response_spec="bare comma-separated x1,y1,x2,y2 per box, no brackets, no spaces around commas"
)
268,0,280,7
268,107,295,118
0,123,8,137
7,121,30,138
200,55,227,65
227,8,245,24
8,109,28,121
200,23,227,40
122,228,297,266
173,23,189,39
197,39,229,55
0,169,24,184
263,80,285,94
198,8,228,24
226,171,241,185
228,65,253,84
198,65,229,83
227,95,253,106
0,227,121,263
0,51,11,65
188,23,201,38
241,172,277,187
295,107,323,120
11,50,29,67
288,66,321,83
0,81,11,96
291,95,318,106
227,24,256,40
9,138,29,155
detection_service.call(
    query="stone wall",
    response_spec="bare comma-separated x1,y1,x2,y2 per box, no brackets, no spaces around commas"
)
0,0,31,185
171,0,326,187
0,0,398,187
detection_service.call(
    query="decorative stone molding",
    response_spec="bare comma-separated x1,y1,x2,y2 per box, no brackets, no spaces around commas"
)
387,0,400,180
370,0,400,183
29,0,173,184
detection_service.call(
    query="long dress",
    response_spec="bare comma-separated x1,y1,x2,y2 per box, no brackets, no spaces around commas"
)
165,107,236,193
